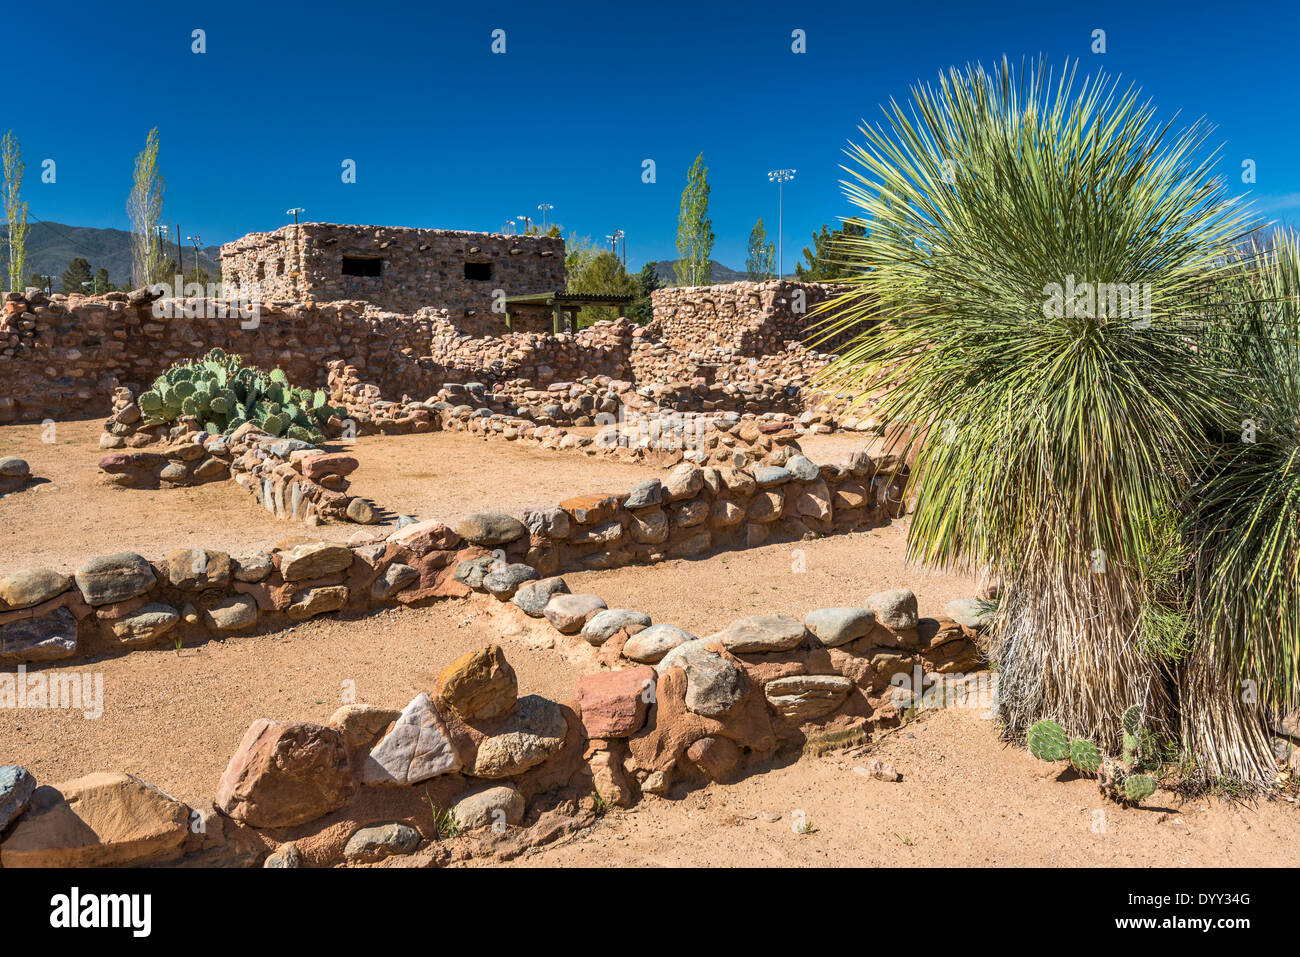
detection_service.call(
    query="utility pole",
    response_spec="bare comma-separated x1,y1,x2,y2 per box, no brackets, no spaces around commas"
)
767,169,796,278
187,233,202,280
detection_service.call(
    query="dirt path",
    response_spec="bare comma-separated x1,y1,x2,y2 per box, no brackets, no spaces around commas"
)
505,706,1300,868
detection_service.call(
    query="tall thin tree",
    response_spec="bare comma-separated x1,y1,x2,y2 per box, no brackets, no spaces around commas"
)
674,153,714,287
746,218,776,280
128,127,165,289
2,131,29,294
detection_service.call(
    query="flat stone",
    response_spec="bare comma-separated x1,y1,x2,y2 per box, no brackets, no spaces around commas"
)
482,563,540,599
234,552,274,582
868,589,919,630
370,562,419,600
753,465,793,487
625,479,663,509
343,822,421,862
279,542,353,581
512,576,569,616
435,645,518,720
216,720,356,828
0,607,78,663
328,703,402,752
452,786,525,831
1,771,189,867
576,666,655,737
521,504,570,538
454,512,527,546
362,693,462,785
0,766,36,833
0,568,71,610
166,549,233,590
717,614,807,653
108,601,179,645
264,843,301,868
560,493,620,525
580,609,651,645
300,452,358,480
286,585,348,621
207,594,259,632
947,598,993,629
543,593,608,633
0,456,29,477
74,552,156,606
471,694,568,778
622,623,696,663
764,674,854,721
656,640,750,716
805,607,876,647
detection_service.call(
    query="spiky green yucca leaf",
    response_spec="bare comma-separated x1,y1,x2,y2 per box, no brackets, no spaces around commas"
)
1027,719,1070,762
808,58,1249,748
1069,739,1102,774
1181,229,1300,782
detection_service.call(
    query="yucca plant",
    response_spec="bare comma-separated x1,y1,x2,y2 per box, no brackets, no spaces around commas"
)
1181,229,1300,783
809,58,1249,751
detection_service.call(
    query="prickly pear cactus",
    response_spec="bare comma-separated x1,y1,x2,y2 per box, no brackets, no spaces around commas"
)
1027,720,1070,762
1068,739,1102,774
1123,774,1157,804
1121,705,1142,736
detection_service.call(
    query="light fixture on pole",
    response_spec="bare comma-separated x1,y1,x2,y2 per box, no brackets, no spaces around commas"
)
537,203,553,232
516,214,532,235
503,220,517,236
285,207,304,225
767,169,796,278
612,229,626,267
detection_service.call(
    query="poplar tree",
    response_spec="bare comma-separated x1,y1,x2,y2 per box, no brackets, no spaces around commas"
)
2,131,29,293
674,153,714,287
746,217,775,280
128,127,165,288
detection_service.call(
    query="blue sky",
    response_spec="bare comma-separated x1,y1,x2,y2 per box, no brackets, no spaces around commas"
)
8,0,1299,271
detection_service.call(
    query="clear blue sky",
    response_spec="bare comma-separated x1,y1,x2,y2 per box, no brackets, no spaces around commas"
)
9,0,1299,271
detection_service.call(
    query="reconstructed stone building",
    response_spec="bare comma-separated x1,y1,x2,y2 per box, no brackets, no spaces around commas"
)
220,223,565,325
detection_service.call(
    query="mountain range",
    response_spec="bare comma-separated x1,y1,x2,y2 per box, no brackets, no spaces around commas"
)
0,221,223,288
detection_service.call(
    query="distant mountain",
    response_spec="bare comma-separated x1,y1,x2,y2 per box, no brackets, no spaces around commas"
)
0,221,223,289
648,259,749,285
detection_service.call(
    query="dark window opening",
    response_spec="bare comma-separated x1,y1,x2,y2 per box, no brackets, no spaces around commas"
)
342,256,383,277
464,261,493,281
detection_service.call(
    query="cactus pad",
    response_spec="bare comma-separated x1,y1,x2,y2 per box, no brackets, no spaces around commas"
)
1027,720,1070,762
1068,739,1102,774
1123,774,1157,804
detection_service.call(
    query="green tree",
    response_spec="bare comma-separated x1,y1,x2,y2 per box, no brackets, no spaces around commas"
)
26,272,50,292
629,262,660,323
128,127,165,287
746,218,776,280
812,59,1249,768
796,221,866,280
2,131,29,293
674,153,714,287
60,257,93,293
565,234,639,326
93,267,111,294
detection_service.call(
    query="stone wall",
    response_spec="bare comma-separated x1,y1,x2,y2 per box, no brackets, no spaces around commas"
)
650,280,849,355
219,224,565,325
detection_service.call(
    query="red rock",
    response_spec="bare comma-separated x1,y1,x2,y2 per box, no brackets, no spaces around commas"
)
215,719,356,828
300,452,359,480
576,666,655,738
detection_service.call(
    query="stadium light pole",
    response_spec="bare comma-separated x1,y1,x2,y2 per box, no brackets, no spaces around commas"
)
767,169,795,278
537,203,553,232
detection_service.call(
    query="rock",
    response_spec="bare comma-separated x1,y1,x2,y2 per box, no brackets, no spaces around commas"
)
716,614,807,653
343,822,421,862
663,463,703,500
868,589,919,630
370,562,419,600
657,640,749,717
628,508,669,544
166,549,233,590
472,695,568,778
622,623,696,663
362,693,462,785
264,842,301,868
452,786,525,831
947,598,993,629
300,453,359,480
107,601,179,645
764,675,854,721
0,456,29,478
625,479,663,509
0,568,71,610
279,542,353,581
346,498,379,524
215,719,356,827
207,594,260,632
286,585,348,621
0,772,189,867
455,512,527,546
328,703,402,753
580,609,651,645
435,645,518,720
686,735,742,781
512,576,569,616
543,593,608,633
0,766,36,833
805,607,876,647
0,607,78,663
753,465,793,487
482,563,540,599
560,493,620,525
234,552,274,582
746,490,784,522
522,504,571,538
74,552,156,606
454,554,497,590
576,666,655,737
855,757,902,782
785,454,820,481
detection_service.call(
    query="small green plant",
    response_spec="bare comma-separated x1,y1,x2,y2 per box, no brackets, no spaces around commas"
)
424,791,461,839
592,791,613,817
1027,706,1163,807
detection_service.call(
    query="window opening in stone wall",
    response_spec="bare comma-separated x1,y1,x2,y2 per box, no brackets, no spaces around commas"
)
342,256,384,277
464,261,492,281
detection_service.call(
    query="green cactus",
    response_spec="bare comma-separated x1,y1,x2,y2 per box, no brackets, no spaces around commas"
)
138,391,162,414
1068,739,1102,774
1121,705,1142,736
1027,720,1070,762
1123,774,1157,804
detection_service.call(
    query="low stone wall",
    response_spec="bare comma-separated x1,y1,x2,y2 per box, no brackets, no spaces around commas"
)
0,578,990,867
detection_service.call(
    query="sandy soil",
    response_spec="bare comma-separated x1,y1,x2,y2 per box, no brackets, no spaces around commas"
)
506,706,1300,868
